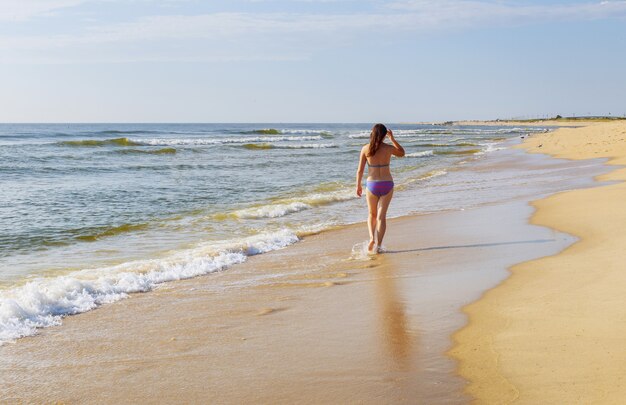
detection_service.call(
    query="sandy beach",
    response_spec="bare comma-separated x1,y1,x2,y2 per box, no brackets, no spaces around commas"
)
0,203,575,404
0,127,615,403
3,0,625,402
450,121,626,403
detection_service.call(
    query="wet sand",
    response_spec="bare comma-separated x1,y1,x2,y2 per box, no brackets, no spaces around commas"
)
0,135,612,403
0,201,574,404
450,121,626,403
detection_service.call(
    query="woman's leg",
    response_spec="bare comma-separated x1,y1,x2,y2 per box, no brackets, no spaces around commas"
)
366,189,379,251
376,189,394,248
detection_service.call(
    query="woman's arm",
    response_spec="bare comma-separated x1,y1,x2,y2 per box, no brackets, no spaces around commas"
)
356,147,367,197
387,129,405,157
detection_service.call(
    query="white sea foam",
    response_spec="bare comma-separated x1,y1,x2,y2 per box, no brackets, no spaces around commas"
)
347,132,370,139
475,142,506,155
274,143,336,149
350,241,375,260
138,135,323,146
347,128,469,139
423,169,447,179
406,150,434,158
347,127,547,139
281,129,331,135
348,131,433,139
248,128,330,135
234,202,312,219
296,190,355,206
0,228,304,344
495,127,547,134
231,189,354,219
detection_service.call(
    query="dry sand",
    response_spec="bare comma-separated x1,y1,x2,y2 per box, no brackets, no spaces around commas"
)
450,121,626,403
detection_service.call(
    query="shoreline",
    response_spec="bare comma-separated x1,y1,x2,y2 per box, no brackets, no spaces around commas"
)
0,201,577,403
0,122,537,342
0,128,615,402
400,118,626,127
452,119,621,127
450,121,626,403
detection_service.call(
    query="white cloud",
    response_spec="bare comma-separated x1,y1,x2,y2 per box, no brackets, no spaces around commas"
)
1,1,625,62
0,0,192,21
387,0,626,22
0,0,88,21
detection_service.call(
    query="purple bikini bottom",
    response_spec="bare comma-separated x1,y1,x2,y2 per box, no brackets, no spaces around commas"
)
366,180,394,197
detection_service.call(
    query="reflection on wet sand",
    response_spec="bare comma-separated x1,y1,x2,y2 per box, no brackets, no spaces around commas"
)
374,264,414,370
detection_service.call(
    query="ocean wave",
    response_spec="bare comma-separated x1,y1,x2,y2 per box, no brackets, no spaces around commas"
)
435,149,482,155
348,129,460,139
58,137,141,147
413,143,451,147
394,164,425,174
394,129,458,136
139,135,323,146
223,187,354,220
0,228,309,344
495,127,547,134
405,150,434,158
288,130,333,137
241,128,332,136
75,223,151,242
95,130,158,135
411,142,479,148
348,132,415,139
241,143,273,150
113,148,177,155
278,189,354,206
346,134,369,139
347,127,547,139
243,128,281,135
278,143,336,149
425,169,448,178
474,143,506,155
397,169,448,190
232,202,312,219
240,143,336,150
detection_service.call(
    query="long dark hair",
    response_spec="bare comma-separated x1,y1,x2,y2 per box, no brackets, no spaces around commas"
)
367,123,387,157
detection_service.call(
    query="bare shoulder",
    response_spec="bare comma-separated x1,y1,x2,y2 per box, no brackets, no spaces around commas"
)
361,144,369,154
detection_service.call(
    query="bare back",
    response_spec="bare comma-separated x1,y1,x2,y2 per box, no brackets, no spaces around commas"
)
362,143,393,181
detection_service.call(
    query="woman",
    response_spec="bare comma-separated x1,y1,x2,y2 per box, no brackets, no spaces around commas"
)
356,123,405,253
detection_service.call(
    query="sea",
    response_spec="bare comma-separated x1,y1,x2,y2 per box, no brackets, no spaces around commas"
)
0,122,558,343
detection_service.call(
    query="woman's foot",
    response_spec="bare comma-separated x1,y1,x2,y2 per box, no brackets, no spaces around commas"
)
367,239,376,252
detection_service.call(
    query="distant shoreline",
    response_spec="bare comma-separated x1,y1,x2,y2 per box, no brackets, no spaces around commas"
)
400,116,626,127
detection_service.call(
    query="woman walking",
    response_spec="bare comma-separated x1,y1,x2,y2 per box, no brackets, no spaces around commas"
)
356,123,405,253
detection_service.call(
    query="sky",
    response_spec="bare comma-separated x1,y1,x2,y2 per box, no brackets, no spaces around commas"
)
0,0,625,123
